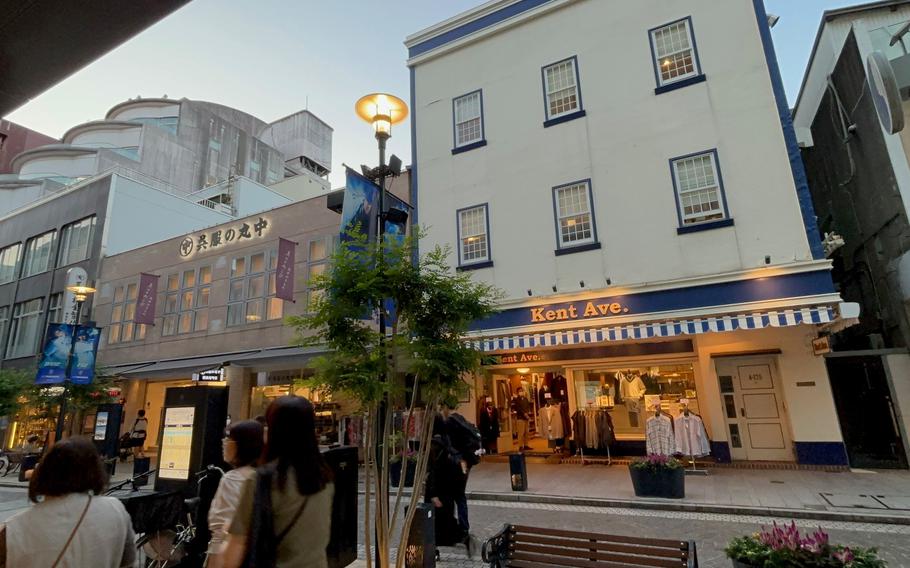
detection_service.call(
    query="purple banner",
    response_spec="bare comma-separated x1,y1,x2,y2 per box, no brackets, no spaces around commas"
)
276,238,297,302
135,273,159,325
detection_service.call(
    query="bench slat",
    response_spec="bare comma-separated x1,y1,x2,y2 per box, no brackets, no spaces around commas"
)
510,550,676,568
510,543,685,568
511,534,686,559
511,526,685,550
510,559,637,568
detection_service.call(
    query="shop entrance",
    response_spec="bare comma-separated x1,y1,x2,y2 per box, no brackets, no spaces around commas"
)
715,356,792,461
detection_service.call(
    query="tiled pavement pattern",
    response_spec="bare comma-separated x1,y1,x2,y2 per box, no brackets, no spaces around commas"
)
355,497,910,568
465,462,910,516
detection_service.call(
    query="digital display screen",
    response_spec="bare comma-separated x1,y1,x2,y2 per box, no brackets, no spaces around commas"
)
158,407,195,480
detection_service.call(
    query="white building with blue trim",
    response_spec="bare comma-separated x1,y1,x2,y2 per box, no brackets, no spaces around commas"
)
407,0,858,466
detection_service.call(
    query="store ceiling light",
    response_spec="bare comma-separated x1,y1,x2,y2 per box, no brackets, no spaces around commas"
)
517,367,531,374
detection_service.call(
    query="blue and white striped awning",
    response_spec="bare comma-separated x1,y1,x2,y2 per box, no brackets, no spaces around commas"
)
471,306,836,352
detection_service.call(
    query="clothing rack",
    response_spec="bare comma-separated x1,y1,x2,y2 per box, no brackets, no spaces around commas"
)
573,407,611,465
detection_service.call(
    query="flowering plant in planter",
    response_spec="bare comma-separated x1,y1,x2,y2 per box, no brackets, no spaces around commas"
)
629,454,683,471
725,522,885,567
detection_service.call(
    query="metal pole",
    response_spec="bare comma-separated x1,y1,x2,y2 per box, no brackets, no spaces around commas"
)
54,299,82,442
375,133,388,568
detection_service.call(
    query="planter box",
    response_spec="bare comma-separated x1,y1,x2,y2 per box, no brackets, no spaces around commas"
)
389,460,417,487
628,465,685,499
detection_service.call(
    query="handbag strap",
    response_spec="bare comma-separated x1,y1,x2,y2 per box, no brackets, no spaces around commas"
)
52,495,92,568
275,495,309,546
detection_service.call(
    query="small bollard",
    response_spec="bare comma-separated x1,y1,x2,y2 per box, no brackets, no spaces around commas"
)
133,456,151,487
405,502,436,568
509,453,527,491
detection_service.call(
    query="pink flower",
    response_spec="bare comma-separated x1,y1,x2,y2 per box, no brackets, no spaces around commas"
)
834,547,854,563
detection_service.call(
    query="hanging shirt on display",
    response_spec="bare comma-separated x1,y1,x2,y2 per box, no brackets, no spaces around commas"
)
645,414,675,456
674,413,710,457
538,404,564,440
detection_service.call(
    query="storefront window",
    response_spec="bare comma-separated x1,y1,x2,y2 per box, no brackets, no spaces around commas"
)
573,362,697,440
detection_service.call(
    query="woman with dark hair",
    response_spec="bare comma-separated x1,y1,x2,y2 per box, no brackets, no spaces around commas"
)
224,396,334,568
206,420,264,568
0,437,136,567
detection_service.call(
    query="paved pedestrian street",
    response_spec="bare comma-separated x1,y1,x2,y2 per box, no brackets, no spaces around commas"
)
355,496,910,568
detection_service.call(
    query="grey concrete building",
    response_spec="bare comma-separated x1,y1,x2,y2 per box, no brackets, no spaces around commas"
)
1,97,333,216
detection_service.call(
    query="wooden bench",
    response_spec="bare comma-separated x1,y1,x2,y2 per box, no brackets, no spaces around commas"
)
482,524,698,568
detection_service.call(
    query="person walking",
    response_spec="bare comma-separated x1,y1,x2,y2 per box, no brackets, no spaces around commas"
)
511,387,531,451
439,404,482,545
223,397,334,568
477,398,500,454
129,409,148,460
0,437,137,567
426,416,469,557
206,420,264,568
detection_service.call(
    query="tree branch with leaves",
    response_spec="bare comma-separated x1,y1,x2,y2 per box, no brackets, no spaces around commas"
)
288,228,500,568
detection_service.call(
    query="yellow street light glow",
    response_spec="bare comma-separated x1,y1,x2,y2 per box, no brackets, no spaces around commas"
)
355,93,408,138
516,367,531,374
66,283,97,302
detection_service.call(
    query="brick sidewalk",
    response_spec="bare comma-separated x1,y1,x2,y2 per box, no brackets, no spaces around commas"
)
463,461,910,520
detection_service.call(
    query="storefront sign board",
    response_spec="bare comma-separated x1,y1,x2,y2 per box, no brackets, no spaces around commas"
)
482,339,693,364
178,216,270,259
812,336,831,356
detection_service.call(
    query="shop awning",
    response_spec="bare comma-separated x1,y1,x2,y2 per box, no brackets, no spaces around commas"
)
116,351,259,379
471,306,837,352
228,346,326,367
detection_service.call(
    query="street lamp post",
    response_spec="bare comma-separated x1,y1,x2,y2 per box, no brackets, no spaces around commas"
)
355,93,408,568
54,283,96,442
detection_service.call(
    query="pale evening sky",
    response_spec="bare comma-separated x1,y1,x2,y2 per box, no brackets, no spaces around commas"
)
5,0,863,188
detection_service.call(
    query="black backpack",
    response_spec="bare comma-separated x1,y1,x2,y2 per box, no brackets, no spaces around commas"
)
446,413,483,466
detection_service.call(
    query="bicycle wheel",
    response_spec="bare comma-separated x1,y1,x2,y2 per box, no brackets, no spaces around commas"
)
142,529,187,564
0,456,8,477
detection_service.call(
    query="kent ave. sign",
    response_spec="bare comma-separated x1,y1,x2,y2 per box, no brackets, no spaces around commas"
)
530,300,630,323
179,216,270,258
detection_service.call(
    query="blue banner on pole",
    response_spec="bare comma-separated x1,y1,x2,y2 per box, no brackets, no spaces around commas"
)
35,323,73,385
70,326,101,385
341,168,380,243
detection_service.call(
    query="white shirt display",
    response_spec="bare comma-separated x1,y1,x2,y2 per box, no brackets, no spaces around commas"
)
619,375,647,400
674,413,711,457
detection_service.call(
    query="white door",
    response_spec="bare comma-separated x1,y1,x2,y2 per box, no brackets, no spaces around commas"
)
714,356,793,461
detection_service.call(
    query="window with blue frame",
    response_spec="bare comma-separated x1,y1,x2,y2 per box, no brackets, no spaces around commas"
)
650,18,702,88
542,57,582,121
671,150,730,227
552,180,597,249
453,90,484,149
457,204,491,266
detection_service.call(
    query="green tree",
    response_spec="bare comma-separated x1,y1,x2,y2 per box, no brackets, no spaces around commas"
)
0,368,33,418
288,228,500,568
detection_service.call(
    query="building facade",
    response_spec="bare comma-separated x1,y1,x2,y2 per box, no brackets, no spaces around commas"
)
794,0,910,468
1,97,332,217
407,0,856,465
93,172,411,453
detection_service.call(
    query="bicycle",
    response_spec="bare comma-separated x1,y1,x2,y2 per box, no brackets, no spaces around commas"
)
134,465,225,568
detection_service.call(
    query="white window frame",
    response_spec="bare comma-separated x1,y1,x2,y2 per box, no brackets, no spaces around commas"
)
649,17,701,87
22,231,55,278
110,282,147,343
553,181,597,249
457,204,491,266
57,216,96,268
453,90,484,148
47,293,63,325
0,243,22,284
162,266,212,336
7,298,43,359
670,150,729,226
542,57,582,121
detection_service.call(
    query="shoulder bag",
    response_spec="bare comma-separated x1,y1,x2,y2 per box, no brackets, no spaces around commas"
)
241,467,309,568
52,495,92,568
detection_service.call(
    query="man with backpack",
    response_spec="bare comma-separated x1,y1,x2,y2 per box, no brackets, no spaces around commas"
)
438,402,483,550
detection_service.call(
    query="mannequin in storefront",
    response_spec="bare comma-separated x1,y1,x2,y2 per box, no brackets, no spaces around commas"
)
538,396,564,452
511,387,531,451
